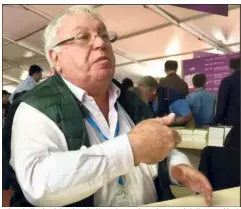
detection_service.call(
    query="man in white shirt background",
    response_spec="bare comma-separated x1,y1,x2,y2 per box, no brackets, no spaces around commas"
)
8,64,43,103
5,5,212,207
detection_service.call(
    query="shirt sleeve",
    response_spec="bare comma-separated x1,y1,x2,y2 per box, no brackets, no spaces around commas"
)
10,102,135,206
169,99,191,117
186,94,193,109
167,149,192,185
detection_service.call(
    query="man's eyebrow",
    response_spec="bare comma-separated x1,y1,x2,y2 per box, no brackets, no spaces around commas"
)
99,25,107,31
72,25,88,32
71,25,107,33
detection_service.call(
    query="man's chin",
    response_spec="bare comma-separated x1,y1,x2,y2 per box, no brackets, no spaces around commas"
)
97,68,114,80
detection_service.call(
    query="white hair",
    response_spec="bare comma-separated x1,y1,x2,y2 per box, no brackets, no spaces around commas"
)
43,5,102,69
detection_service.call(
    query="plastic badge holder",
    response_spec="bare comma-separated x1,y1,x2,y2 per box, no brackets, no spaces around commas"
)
115,186,130,206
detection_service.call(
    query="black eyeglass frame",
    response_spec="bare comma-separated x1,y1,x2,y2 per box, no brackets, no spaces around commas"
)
53,31,118,48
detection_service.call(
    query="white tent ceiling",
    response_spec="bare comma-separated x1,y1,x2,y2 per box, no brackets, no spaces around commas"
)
2,4,240,92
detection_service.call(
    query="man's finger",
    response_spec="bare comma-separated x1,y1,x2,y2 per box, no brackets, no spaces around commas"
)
198,174,213,206
203,187,213,206
155,113,176,126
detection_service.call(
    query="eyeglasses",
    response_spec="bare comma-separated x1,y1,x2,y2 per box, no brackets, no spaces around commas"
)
53,31,118,48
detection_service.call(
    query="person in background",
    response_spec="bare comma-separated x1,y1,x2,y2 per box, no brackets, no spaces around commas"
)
2,90,12,206
186,74,216,128
3,90,10,104
138,76,193,126
12,91,28,102
2,90,29,206
128,86,147,103
159,60,189,96
5,6,212,207
214,57,240,126
3,90,10,122
2,106,6,128
121,77,134,91
9,65,43,103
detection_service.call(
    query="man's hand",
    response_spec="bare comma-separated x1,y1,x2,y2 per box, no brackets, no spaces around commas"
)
171,164,213,206
128,113,181,165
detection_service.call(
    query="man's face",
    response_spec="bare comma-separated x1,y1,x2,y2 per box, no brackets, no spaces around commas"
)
3,94,9,104
50,13,115,89
139,86,156,102
34,71,43,82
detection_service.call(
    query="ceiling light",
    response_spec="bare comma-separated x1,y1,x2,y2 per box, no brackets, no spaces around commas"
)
165,39,180,55
23,51,35,58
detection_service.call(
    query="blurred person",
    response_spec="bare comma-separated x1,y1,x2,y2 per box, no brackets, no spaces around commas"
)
2,90,13,206
5,6,212,207
138,76,193,126
2,105,6,128
2,90,28,207
9,65,43,103
12,91,28,102
128,86,147,103
3,90,10,104
159,60,189,96
2,90,10,119
214,57,240,126
122,77,134,91
186,74,216,127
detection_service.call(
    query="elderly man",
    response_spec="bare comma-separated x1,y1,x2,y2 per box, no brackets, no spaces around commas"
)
6,5,212,207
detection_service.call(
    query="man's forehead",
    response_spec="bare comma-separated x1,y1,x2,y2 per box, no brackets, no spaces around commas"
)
59,14,106,34
72,24,107,32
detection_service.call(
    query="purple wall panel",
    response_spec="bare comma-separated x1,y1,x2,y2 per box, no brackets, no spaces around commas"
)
173,5,228,16
183,52,240,94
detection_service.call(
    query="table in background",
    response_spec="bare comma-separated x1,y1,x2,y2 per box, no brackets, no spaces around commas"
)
177,140,206,150
144,187,240,207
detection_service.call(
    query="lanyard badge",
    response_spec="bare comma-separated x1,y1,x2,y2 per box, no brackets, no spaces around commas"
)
85,103,124,186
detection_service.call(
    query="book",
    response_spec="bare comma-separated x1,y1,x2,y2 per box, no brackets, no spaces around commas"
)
208,127,224,147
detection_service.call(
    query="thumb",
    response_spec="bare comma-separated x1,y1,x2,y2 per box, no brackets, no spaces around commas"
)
155,113,176,126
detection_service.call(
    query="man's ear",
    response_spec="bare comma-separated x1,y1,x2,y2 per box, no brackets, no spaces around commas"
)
49,49,61,73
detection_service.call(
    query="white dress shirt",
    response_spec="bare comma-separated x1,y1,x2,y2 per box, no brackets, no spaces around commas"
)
10,77,191,207
9,76,37,103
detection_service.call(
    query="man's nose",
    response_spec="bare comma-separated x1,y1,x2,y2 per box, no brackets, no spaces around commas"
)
92,35,106,50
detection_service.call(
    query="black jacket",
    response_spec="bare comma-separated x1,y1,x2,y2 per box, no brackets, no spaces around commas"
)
214,71,240,126
199,146,240,191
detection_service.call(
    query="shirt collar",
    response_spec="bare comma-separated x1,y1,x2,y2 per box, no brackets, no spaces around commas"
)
62,76,121,103
166,72,177,77
195,87,205,91
27,76,37,84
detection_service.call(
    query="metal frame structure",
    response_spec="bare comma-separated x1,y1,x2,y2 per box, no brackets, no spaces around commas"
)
2,5,240,84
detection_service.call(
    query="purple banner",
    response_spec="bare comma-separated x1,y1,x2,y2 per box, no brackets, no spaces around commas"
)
173,5,228,16
193,51,217,58
183,52,240,94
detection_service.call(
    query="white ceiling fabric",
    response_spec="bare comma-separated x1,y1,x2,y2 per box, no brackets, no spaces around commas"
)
2,4,240,92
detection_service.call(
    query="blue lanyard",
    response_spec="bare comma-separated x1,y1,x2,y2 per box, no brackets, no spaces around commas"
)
85,103,124,186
